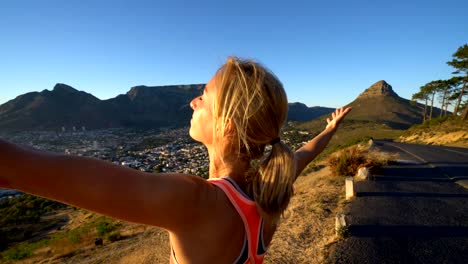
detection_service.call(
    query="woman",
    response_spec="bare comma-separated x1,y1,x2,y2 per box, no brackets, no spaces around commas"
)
0,57,351,263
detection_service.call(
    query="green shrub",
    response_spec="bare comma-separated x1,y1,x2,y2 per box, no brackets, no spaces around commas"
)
0,194,66,227
2,244,33,260
336,225,349,238
67,229,82,244
106,231,122,242
95,220,118,237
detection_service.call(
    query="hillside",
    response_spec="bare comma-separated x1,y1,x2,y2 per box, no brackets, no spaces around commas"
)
398,116,468,147
287,103,334,121
344,80,440,129
299,118,403,165
297,80,427,154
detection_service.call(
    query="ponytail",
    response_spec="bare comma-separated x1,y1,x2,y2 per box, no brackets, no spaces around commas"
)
250,141,296,220
214,57,295,220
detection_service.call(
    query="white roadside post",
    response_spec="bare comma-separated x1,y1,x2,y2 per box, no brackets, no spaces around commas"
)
335,213,347,236
345,177,354,200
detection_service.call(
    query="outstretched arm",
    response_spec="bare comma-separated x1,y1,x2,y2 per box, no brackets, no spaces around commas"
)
294,107,352,177
0,139,211,232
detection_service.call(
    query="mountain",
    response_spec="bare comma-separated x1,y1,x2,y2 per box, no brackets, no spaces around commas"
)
296,80,441,152
287,103,334,121
102,85,203,128
0,84,105,131
0,84,329,132
344,80,439,129
0,84,203,132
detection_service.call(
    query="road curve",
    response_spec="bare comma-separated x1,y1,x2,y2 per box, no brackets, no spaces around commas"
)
326,140,468,264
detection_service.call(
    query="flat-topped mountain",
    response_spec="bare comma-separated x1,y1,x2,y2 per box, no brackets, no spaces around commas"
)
0,84,203,132
0,84,330,132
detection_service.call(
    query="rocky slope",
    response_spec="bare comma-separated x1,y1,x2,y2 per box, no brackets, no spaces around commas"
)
344,80,433,129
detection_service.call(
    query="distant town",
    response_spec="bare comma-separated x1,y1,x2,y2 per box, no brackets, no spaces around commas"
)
1,122,312,197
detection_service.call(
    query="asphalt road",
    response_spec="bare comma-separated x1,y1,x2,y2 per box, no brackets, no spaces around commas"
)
326,140,468,264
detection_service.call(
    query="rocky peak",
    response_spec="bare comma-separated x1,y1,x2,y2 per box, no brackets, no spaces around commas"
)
357,80,399,99
127,86,149,100
288,102,308,109
52,83,78,93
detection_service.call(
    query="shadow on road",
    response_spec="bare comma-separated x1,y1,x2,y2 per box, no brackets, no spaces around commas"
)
349,225,468,237
356,192,468,198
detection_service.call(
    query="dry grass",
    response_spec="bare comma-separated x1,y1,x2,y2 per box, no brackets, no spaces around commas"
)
264,166,346,264
399,130,468,147
10,224,169,264
398,117,468,147
326,144,397,177
1,210,169,264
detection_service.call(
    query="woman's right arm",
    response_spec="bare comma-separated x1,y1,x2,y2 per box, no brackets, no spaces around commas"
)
0,138,213,231
294,107,352,177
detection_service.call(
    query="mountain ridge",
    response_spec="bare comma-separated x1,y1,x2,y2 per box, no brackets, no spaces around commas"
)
0,83,332,132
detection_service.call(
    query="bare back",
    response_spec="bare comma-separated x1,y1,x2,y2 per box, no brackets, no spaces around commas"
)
169,179,277,263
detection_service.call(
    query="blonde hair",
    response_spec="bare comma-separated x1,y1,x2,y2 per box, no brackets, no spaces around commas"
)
213,56,296,219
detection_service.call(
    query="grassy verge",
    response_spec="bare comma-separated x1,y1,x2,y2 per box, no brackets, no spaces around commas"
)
269,142,399,263
398,116,468,147
265,165,348,263
0,212,122,262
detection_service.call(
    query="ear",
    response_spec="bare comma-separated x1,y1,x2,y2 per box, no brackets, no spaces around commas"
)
224,119,237,137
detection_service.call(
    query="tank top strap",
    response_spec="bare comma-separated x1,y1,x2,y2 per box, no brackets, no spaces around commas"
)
208,177,266,263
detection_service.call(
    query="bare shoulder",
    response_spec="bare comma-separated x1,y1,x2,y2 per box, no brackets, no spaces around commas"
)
144,173,219,231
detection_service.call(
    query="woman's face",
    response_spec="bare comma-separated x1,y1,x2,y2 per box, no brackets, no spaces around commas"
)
189,75,217,145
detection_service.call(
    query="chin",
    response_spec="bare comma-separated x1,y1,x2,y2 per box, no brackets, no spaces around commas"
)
189,128,200,142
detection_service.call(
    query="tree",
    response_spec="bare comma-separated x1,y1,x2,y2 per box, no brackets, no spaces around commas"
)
446,76,466,115
437,77,463,116
411,90,429,122
420,80,442,120
437,80,450,117
447,44,468,120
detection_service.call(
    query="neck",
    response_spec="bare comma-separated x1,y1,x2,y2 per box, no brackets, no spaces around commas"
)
207,146,250,186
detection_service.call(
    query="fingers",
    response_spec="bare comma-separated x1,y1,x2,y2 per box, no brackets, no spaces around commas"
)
332,107,344,119
336,106,352,116
342,106,352,115
329,106,352,123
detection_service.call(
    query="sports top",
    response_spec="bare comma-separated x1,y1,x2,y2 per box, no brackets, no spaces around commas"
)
171,177,268,264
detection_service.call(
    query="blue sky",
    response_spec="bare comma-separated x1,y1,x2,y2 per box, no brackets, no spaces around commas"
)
1,0,467,108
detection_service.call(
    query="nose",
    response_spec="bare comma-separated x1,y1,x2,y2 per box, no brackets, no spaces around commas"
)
190,96,200,110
